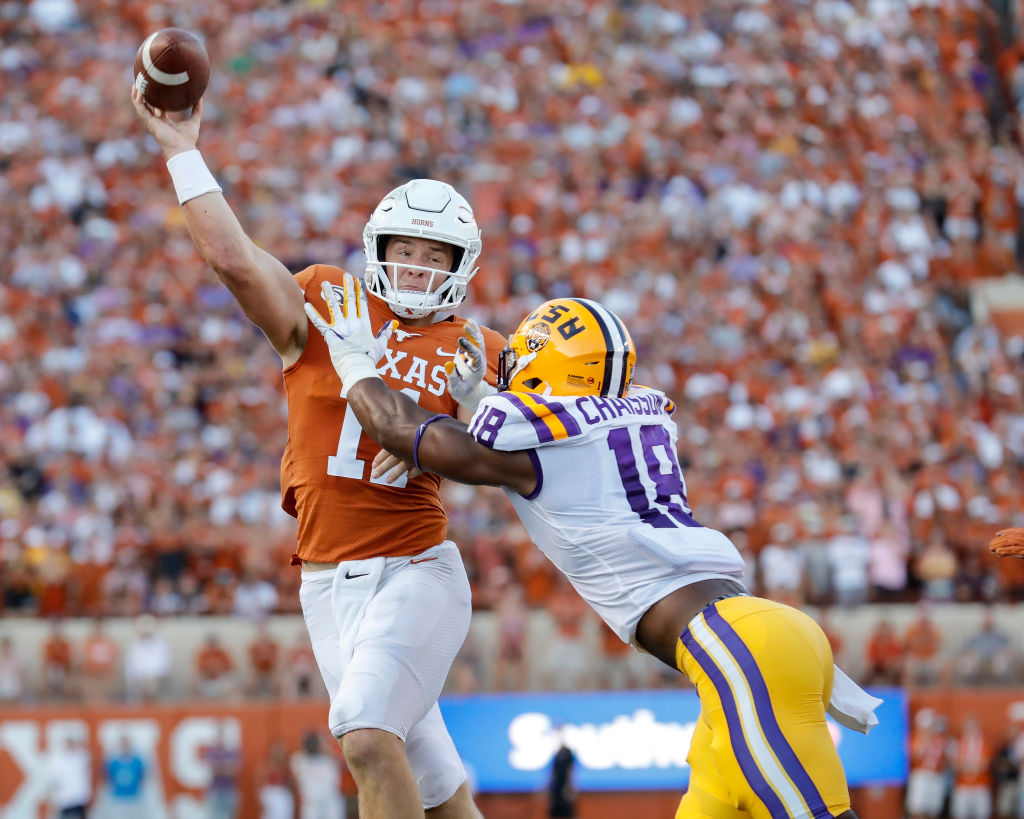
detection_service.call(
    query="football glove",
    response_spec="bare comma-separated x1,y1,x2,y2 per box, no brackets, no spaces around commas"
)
989,528,1024,559
304,274,395,391
445,319,497,412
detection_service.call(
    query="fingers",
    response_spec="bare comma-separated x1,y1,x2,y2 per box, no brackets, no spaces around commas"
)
455,320,485,375
461,320,482,349
317,275,373,332
371,448,398,476
130,84,153,118
304,302,329,332
375,319,397,346
989,528,1024,558
457,336,483,369
370,451,421,483
382,462,411,484
341,273,360,320
464,319,484,348
454,354,475,380
320,281,341,326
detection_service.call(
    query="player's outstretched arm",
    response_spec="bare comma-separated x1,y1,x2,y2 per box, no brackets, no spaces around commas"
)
305,274,536,495
130,86,306,364
348,379,536,495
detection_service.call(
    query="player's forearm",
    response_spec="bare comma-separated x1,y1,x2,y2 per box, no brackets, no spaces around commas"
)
171,167,305,359
181,193,260,283
347,377,535,492
346,379,434,460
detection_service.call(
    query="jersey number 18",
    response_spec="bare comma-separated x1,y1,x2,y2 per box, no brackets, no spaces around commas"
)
608,424,699,529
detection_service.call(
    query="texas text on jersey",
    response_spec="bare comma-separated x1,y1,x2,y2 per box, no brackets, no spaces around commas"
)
282,264,505,563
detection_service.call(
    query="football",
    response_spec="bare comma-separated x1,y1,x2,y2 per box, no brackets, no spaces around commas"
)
133,28,210,112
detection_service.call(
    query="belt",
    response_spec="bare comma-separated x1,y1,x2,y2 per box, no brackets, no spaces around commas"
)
704,590,752,609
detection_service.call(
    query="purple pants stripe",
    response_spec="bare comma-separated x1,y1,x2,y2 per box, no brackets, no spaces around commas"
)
703,606,831,818
680,624,790,818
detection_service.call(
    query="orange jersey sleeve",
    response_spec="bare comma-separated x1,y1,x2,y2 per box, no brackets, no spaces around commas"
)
281,264,504,563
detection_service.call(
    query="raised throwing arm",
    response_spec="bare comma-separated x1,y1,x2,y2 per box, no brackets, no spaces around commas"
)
130,87,307,364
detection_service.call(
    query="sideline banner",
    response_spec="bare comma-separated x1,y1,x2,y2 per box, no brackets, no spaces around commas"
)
0,701,337,819
12,685,1018,815
441,687,908,793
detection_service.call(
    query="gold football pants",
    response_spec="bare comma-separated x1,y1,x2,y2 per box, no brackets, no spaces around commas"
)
674,595,851,819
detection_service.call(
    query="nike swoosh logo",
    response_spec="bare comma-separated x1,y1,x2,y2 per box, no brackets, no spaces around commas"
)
436,348,457,357
345,570,369,579
410,557,438,564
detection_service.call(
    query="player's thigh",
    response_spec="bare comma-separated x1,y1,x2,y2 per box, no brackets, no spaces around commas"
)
299,568,342,699
679,596,849,819
330,542,471,738
407,703,470,810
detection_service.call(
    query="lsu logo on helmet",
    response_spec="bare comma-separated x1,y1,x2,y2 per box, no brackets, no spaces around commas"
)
525,322,551,352
498,298,636,398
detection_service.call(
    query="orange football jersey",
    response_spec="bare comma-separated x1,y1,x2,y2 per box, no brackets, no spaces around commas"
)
282,264,505,563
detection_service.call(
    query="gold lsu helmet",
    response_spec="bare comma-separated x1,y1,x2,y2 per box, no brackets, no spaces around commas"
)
497,298,637,397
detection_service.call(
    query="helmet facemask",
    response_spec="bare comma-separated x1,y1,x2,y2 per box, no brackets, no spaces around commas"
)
497,344,541,393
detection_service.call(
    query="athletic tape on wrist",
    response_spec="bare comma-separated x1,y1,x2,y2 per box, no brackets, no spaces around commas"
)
335,357,382,391
166,149,222,205
461,381,498,413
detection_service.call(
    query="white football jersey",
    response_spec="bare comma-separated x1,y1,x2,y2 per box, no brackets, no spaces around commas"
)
467,386,746,645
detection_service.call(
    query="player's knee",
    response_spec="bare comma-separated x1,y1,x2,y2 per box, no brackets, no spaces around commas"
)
340,727,403,776
425,781,481,819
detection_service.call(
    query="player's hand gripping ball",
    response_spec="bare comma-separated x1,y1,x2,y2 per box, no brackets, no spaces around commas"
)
989,528,1024,559
134,28,210,112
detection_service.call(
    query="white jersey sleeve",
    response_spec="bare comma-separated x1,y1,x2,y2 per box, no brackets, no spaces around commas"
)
467,388,746,645
467,387,676,451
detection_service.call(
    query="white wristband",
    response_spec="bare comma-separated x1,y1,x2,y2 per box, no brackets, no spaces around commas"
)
335,357,383,395
166,149,222,205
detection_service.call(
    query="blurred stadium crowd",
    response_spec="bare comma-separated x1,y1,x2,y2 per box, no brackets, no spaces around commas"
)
3,0,1024,696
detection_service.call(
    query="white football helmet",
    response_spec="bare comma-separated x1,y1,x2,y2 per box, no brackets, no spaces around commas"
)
363,179,482,319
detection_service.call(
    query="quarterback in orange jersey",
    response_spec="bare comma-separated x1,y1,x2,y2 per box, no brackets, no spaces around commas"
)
131,84,502,819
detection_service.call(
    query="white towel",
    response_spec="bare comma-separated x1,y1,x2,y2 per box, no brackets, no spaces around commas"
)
827,663,883,735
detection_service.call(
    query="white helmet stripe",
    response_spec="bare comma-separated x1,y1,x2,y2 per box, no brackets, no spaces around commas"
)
569,299,630,397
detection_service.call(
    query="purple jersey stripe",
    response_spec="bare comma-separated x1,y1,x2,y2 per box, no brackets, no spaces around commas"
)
503,393,555,443
703,606,831,818
526,392,583,436
680,625,790,818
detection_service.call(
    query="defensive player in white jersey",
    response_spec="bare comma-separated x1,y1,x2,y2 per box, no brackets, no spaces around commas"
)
306,274,882,819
